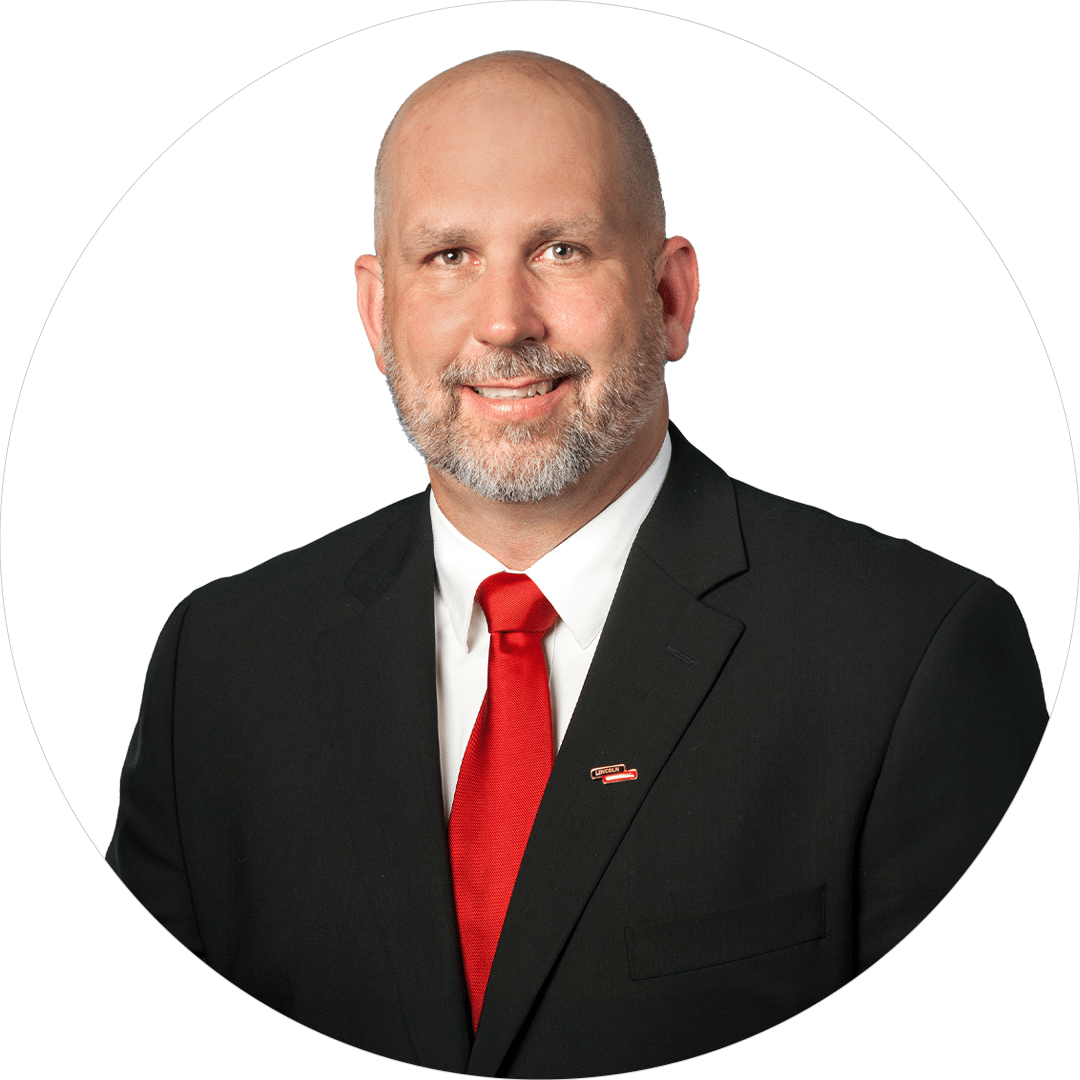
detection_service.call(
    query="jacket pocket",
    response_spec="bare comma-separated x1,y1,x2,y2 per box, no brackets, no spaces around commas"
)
625,884,827,980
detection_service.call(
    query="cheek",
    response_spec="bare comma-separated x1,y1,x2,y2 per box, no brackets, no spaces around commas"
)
551,285,641,359
391,294,472,370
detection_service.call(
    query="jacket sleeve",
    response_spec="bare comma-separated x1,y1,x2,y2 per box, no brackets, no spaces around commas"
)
106,598,205,956
855,576,1048,971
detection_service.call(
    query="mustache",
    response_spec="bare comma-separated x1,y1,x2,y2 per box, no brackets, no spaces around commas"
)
439,344,592,391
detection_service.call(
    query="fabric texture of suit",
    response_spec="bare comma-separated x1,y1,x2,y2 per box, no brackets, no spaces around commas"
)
107,425,1047,1076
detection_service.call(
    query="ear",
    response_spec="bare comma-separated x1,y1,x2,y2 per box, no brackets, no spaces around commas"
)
653,237,700,362
354,254,387,373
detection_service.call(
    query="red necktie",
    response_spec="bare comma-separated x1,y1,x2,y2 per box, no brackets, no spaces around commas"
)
448,572,557,1032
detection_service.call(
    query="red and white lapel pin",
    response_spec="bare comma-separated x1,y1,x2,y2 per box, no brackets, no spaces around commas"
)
590,763,638,784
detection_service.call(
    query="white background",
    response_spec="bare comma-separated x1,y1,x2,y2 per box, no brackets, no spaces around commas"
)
5,0,1075,858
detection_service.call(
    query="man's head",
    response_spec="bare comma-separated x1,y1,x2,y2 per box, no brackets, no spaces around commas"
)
355,51,698,507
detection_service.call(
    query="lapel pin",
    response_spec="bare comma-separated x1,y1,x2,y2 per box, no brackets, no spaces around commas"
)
602,769,638,784
590,764,626,780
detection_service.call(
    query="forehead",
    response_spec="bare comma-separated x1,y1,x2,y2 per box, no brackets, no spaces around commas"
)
383,73,629,244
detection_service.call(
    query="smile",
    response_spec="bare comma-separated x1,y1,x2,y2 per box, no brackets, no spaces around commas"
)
469,378,563,400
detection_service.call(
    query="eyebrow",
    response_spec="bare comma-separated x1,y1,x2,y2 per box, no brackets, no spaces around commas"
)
404,215,607,255
408,225,479,253
531,215,605,241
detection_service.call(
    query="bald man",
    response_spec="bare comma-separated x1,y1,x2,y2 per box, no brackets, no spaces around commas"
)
107,52,1047,1077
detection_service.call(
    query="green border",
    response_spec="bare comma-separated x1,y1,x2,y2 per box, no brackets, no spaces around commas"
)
2,0,1071,1075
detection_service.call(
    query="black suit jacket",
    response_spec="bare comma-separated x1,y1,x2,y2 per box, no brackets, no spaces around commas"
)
107,426,1047,1076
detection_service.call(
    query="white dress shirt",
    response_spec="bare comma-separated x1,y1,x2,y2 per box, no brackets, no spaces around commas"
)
430,432,671,817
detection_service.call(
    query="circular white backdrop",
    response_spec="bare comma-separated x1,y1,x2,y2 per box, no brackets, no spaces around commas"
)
2,2,1075,1078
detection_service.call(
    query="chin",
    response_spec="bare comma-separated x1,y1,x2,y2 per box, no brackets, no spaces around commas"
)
436,426,591,504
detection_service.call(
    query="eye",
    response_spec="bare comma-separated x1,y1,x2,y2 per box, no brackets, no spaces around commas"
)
432,248,469,267
543,242,579,262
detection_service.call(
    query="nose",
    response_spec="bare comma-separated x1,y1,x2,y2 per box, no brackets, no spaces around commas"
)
471,259,546,349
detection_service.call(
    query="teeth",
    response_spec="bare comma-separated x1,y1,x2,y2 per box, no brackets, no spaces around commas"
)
474,380,555,399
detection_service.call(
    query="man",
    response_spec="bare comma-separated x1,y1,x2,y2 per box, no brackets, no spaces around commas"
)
107,51,1047,1077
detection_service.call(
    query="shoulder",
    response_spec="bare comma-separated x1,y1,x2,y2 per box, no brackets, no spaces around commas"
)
731,477,981,599
175,490,429,632
670,452,1043,715
663,424,986,606
719,476,1025,677
660,428,1011,664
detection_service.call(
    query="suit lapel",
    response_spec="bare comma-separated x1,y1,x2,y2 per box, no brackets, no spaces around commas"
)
313,497,472,1072
468,427,748,1075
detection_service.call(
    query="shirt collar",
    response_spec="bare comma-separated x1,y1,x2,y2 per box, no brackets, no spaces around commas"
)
430,432,671,652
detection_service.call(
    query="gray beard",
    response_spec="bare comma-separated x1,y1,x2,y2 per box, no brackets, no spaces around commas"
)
380,319,667,504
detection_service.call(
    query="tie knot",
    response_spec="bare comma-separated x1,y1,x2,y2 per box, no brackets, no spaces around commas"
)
475,572,557,634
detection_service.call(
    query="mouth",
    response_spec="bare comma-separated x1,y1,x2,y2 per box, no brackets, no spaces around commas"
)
468,377,565,400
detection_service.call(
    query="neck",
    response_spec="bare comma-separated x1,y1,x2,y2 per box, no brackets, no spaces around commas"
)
429,406,668,571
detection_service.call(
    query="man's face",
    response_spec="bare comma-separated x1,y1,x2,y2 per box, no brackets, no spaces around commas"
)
371,74,670,503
